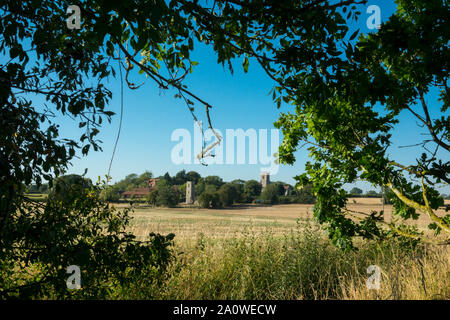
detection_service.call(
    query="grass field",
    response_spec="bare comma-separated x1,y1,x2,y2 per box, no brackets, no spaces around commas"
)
127,203,316,241
123,198,450,242
111,198,450,300
12,197,448,299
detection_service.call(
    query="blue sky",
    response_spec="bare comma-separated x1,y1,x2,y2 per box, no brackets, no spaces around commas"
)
7,1,448,193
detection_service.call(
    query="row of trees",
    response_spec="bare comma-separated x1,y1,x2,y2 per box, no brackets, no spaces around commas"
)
101,170,316,208
349,187,382,197
31,176,448,204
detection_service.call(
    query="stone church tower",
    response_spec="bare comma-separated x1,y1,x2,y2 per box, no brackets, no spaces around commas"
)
186,181,195,204
260,173,270,189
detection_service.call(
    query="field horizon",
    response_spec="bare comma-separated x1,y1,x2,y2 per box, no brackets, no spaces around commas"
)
123,198,450,243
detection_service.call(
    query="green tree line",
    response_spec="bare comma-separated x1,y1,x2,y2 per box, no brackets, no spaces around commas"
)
102,170,316,208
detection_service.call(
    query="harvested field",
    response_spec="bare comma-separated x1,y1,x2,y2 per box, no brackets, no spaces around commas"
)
122,198,450,242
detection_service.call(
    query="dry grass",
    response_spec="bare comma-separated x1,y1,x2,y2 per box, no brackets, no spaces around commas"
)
123,198,449,242
125,204,316,241
116,199,450,300
123,223,449,300
339,245,450,300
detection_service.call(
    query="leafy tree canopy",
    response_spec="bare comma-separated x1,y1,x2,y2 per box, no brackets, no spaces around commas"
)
244,180,262,197
275,0,449,249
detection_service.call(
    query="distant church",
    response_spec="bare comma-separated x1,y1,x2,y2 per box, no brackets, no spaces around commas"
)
261,172,270,189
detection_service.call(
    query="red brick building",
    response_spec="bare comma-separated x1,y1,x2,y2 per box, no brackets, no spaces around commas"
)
121,178,161,199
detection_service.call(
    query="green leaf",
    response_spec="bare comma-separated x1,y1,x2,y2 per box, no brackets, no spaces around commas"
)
349,29,359,41
243,56,249,73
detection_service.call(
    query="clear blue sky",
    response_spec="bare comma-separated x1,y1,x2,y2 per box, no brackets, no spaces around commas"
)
13,1,449,193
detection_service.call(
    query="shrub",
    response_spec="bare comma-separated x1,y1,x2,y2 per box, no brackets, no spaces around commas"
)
261,184,279,204
147,189,158,206
230,180,245,202
101,186,121,202
366,190,379,197
241,192,255,203
195,180,218,198
0,180,175,299
272,182,287,195
279,195,294,204
177,183,187,203
293,184,316,204
218,183,239,207
155,181,180,207
48,174,92,203
198,192,221,209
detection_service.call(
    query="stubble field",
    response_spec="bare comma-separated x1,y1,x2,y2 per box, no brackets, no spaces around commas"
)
112,198,449,300
123,198,449,242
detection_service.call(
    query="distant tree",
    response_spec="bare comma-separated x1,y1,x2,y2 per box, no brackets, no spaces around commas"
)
198,192,221,209
48,174,92,203
162,172,173,185
198,192,210,208
349,187,363,195
39,184,49,194
195,179,206,196
154,180,180,207
366,190,379,197
186,171,201,184
272,182,287,196
135,171,153,187
114,173,138,192
244,180,262,198
178,183,187,203
26,184,39,193
204,184,217,194
261,184,280,204
294,184,316,204
195,177,222,198
204,176,224,188
147,189,158,206
110,171,155,192
218,183,239,207
25,183,49,194
102,186,121,202
174,170,187,185
230,180,245,202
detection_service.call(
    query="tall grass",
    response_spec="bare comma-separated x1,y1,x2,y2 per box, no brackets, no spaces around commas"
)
121,221,449,300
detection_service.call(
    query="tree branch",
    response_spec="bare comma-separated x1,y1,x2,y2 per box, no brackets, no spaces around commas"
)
421,176,450,233
419,92,450,151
